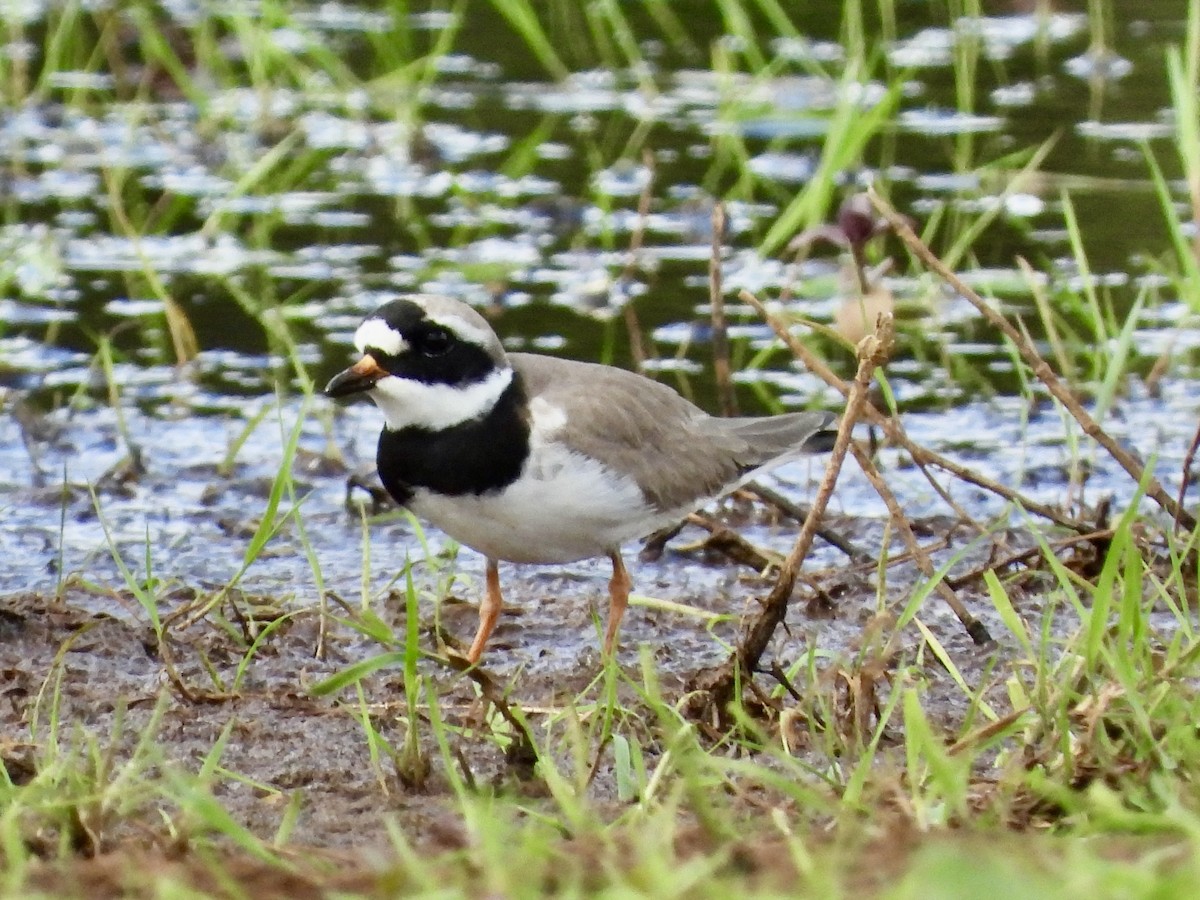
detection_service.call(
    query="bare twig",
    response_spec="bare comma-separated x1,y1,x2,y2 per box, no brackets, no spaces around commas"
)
688,315,892,720
743,481,872,563
1176,421,1200,531
685,512,776,571
945,528,1115,590
739,288,1089,533
621,148,655,372
709,201,737,417
869,186,1197,533
850,442,991,645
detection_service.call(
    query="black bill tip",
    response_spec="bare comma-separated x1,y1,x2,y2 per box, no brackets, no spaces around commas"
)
325,355,386,398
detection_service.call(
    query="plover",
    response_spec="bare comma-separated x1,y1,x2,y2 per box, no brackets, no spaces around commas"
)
326,296,835,663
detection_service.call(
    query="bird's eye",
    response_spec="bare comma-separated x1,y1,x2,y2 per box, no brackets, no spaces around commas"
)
417,327,453,357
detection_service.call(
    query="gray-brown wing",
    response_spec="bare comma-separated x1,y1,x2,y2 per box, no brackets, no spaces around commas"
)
512,354,834,512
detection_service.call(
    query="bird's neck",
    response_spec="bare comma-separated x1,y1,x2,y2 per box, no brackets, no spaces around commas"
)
376,374,530,504
370,364,514,432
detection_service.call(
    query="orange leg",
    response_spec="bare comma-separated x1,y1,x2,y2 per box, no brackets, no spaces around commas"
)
466,559,503,664
604,551,632,656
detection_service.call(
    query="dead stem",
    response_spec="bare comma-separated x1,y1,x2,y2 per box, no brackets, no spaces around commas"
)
1145,342,1172,398
315,590,331,661
10,393,50,488
442,653,538,765
1176,421,1200,531
944,527,1115,590
739,288,1089,534
834,532,953,579
744,481,872,563
158,634,236,704
1018,256,1073,382
620,147,655,372
685,512,776,571
850,442,991,645
687,314,890,721
947,707,1030,756
709,201,737,417
868,186,1197,533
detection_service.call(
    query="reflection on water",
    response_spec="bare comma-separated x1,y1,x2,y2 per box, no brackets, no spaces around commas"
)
1,1,1199,612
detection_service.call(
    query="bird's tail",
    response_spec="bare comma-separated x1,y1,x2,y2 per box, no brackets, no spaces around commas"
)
722,411,838,464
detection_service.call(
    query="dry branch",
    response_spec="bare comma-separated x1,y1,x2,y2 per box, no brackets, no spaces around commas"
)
688,314,891,721
709,202,737,417
849,442,991,645
739,289,1088,533
868,186,1197,533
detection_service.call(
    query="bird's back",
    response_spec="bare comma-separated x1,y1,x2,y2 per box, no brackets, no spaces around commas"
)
512,353,835,514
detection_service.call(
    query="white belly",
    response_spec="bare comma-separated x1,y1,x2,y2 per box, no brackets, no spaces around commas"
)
409,442,680,564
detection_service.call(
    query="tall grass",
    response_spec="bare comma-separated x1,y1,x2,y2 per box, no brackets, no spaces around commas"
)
5,0,1200,895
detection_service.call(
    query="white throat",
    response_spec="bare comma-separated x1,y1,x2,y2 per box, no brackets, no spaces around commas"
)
370,365,514,431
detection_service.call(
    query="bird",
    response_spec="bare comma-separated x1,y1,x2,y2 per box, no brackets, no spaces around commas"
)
325,295,836,664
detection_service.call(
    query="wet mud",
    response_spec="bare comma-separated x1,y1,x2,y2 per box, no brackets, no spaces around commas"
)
2,2,1198,885
0,371,1191,863
0,437,1045,854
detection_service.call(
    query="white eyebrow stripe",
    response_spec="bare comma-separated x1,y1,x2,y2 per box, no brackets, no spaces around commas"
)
424,313,496,350
354,318,407,357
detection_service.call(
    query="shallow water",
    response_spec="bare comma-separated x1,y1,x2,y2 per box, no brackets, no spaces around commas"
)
5,4,1200,857
1,1,1198,661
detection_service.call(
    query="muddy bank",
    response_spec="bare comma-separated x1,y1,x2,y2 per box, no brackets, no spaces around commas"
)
0,506,1048,853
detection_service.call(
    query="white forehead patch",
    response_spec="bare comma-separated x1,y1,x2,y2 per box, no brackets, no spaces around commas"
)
354,318,407,357
369,365,514,431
